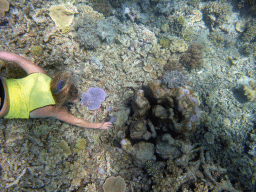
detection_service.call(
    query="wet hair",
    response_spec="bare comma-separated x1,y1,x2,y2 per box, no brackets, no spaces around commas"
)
50,72,79,108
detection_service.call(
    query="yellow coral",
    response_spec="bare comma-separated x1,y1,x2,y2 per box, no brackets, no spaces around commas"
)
73,138,87,153
49,4,78,32
243,81,256,101
0,0,9,18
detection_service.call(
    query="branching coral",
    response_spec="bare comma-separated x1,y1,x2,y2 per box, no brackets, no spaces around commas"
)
145,142,237,192
238,0,256,15
242,18,256,42
203,1,232,29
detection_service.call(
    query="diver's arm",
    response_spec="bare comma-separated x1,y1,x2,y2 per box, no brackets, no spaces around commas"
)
0,52,46,74
30,105,112,129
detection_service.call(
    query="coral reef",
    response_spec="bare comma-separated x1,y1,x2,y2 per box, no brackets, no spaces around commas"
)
96,17,118,44
74,5,105,49
169,38,188,53
243,81,256,101
180,42,203,70
0,0,254,191
81,87,107,110
89,0,113,17
103,176,126,192
129,121,151,140
162,70,189,88
0,0,9,18
242,18,256,42
49,4,78,32
120,80,201,164
145,142,238,192
203,1,232,29
30,45,43,57
90,56,103,70
238,0,256,16
73,137,87,153
132,89,151,120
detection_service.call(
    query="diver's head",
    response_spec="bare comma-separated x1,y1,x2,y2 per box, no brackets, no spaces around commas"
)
50,72,79,107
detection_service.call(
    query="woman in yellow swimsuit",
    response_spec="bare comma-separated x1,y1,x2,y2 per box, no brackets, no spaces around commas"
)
0,52,112,130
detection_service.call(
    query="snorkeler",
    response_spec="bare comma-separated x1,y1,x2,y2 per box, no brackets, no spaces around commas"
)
0,52,112,130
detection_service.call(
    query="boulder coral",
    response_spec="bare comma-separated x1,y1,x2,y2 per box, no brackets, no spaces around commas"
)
120,80,201,164
148,81,201,135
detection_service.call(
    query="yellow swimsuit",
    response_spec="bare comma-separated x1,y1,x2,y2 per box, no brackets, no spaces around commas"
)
5,73,56,119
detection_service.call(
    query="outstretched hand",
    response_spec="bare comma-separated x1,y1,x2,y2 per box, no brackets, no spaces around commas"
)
100,122,112,130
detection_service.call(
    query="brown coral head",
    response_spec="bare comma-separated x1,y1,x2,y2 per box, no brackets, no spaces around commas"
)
180,42,203,70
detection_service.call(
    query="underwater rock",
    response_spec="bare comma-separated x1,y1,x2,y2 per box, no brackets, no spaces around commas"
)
147,120,157,138
148,80,169,104
235,20,247,33
204,132,215,144
130,121,151,140
131,141,155,163
121,139,155,163
152,105,168,119
169,86,201,134
132,89,151,119
155,134,181,159
103,176,126,192
120,138,133,154
147,81,201,135
114,107,130,127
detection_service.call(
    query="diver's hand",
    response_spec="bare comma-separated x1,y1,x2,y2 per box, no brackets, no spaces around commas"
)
100,122,112,130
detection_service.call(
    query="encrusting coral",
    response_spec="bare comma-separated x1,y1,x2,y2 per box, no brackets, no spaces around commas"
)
243,81,256,101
